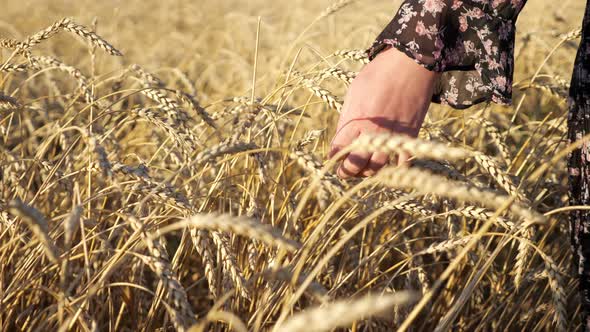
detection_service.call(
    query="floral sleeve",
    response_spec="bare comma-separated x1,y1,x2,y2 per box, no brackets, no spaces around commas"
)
367,0,527,109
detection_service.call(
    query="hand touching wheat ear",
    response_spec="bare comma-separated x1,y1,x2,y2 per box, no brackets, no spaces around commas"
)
328,47,439,178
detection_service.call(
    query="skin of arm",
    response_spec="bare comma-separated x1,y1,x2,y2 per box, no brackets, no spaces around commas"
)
328,46,440,178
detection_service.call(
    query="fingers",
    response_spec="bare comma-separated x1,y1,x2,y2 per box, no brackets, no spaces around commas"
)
360,152,389,177
329,124,358,160
328,144,343,160
328,118,415,178
397,151,411,166
330,124,368,179
337,150,372,178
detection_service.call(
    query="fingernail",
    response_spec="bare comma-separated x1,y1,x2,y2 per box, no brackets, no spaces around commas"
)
337,166,347,179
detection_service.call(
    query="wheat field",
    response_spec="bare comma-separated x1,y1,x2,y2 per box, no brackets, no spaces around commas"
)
0,0,586,331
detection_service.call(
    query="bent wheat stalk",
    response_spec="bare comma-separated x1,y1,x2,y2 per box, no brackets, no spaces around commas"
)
128,215,197,331
156,213,300,252
377,166,545,224
273,291,417,332
8,199,60,264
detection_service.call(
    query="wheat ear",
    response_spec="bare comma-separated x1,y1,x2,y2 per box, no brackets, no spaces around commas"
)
300,78,343,112
330,49,370,64
473,152,526,201
349,133,472,162
318,67,356,85
470,117,511,163
377,166,544,224
274,291,417,332
190,229,219,298
0,93,22,112
128,215,197,331
8,199,60,264
22,17,122,56
158,213,300,252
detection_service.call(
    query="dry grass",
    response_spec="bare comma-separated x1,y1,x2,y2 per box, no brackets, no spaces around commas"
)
0,0,585,331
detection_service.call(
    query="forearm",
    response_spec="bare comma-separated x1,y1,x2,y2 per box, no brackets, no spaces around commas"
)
366,0,528,108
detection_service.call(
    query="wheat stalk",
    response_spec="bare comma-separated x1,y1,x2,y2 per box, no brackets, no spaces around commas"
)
190,229,219,298
63,205,82,249
0,93,21,112
300,78,343,112
331,49,370,64
8,199,60,264
21,17,122,56
318,67,356,85
451,205,516,230
29,55,94,104
473,152,525,201
128,215,197,331
348,133,472,162
377,166,544,224
194,141,257,164
113,161,191,209
274,291,417,332
469,117,511,163
158,213,300,252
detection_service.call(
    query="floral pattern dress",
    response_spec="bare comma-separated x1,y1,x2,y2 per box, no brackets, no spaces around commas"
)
366,0,590,328
568,1,590,329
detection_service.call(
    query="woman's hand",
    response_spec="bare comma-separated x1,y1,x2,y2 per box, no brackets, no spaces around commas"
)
328,47,439,178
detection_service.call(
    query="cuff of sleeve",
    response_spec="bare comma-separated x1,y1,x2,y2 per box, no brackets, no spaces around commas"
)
367,39,438,72
365,3,519,110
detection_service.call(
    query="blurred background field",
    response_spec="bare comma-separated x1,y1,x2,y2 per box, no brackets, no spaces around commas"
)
0,0,586,331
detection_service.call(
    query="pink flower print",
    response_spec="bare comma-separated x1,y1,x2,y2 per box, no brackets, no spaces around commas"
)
423,0,445,15
433,36,444,60
511,0,524,10
444,45,462,64
382,39,400,47
445,91,458,105
488,57,502,70
474,62,483,74
500,52,507,66
472,79,484,92
444,77,459,105
463,40,476,53
407,40,420,53
397,3,417,24
492,0,506,8
491,94,509,105
459,15,468,32
395,23,409,35
494,76,507,90
499,21,512,40
451,0,463,10
483,39,493,54
583,141,590,162
415,21,427,36
478,25,491,39
472,8,484,18
569,167,581,176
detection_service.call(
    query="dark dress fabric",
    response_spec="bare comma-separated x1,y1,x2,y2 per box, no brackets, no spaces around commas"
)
367,0,527,109
568,2,590,329
367,0,590,329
